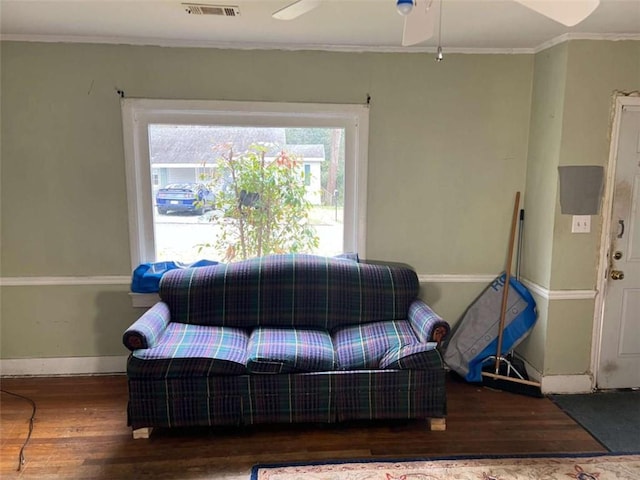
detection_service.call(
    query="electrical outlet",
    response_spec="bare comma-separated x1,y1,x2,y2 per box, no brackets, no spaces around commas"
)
572,215,591,233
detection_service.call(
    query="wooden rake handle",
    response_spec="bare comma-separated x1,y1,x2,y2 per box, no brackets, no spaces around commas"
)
494,191,521,374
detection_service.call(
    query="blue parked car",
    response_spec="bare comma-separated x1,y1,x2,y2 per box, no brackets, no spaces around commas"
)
156,183,215,215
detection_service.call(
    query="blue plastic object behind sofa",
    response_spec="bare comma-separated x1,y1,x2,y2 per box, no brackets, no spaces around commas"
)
131,260,219,293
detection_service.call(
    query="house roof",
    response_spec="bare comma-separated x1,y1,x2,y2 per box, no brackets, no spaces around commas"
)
149,125,324,165
285,144,325,158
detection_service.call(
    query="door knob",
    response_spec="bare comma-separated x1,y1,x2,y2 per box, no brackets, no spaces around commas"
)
610,270,625,280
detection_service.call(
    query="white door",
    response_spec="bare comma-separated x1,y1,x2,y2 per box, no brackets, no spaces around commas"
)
597,103,640,389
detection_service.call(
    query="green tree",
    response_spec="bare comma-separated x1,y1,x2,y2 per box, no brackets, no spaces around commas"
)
209,143,319,261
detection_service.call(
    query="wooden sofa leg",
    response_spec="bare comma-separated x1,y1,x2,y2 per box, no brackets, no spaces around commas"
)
427,418,446,431
132,427,153,439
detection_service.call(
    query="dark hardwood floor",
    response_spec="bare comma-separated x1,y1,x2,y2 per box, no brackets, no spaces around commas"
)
0,374,605,479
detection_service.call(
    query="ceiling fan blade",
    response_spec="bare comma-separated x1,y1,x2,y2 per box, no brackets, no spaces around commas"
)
402,0,438,47
272,0,321,20
513,0,600,27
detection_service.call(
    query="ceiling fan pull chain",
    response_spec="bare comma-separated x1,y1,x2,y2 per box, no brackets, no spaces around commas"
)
436,0,444,61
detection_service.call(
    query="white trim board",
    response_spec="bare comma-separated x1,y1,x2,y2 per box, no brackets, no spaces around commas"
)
0,274,597,302
533,33,640,54
121,99,370,269
0,33,533,54
541,374,593,394
0,356,128,377
2,33,638,55
417,274,496,283
0,355,594,390
0,276,130,286
520,278,596,301
418,275,597,301
518,355,594,393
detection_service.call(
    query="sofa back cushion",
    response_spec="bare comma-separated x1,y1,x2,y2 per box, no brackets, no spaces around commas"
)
159,254,419,329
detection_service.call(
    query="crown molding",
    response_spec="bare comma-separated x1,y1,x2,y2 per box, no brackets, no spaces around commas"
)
2,32,638,54
0,33,536,54
533,32,640,53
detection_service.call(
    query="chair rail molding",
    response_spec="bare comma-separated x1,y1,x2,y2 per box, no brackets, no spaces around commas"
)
1,274,597,301
520,278,597,301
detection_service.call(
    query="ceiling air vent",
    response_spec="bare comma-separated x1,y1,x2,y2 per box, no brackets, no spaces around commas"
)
183,3,240,16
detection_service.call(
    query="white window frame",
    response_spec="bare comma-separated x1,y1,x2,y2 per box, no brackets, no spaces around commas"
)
121,99,369,269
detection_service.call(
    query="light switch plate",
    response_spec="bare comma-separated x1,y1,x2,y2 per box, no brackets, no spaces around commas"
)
572,215,591,233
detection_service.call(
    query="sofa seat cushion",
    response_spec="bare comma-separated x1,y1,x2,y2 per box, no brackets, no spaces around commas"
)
246,327,336,374
333,320,418,370
130,323,248,377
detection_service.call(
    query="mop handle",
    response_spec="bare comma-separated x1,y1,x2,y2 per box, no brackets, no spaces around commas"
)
516,209,524,281
494,191,520,374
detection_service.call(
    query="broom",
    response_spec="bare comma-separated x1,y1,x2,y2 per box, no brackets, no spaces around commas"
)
481,192,543,397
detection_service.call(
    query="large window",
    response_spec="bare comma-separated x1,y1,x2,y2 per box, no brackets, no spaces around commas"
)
121,100,368,268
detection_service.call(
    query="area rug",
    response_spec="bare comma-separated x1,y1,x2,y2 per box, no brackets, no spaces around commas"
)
551,390,640,452
251,454,640,480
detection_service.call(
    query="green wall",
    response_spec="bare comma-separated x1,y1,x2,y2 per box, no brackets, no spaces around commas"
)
522,40,640,376
551,40,640,291
544,40,639,376
0,42,533,360
519,43,569,373
1,285,139,358
1,40,638,384
522,43,568,291
516,291,548,373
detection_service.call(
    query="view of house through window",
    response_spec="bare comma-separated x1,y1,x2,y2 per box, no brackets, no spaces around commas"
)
149,125,346,263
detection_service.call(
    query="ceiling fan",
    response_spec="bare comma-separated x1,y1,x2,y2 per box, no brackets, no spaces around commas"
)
272,0,601,46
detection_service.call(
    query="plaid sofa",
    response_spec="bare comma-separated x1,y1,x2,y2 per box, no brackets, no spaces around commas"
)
123,254,450,435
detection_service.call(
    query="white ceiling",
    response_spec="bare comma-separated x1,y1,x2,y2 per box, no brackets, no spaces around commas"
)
1,0,639,52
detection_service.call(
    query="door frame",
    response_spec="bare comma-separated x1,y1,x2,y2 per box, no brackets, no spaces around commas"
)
592,93,640,389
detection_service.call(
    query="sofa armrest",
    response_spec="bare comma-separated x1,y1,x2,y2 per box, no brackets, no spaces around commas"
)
122,302,171,351
408,300,450,344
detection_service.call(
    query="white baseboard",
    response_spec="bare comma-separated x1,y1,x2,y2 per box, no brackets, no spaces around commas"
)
540,374,594,394
0,355,128,377
0,355,594,394
519,356,542,383
494,356,593,394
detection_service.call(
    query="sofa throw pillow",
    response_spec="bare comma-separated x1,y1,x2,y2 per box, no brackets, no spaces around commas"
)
378,343,442,370
246,327,336,374
332,320,418,370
